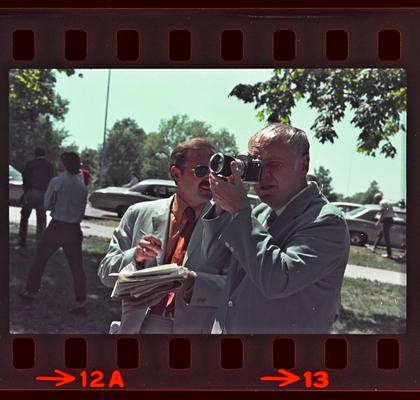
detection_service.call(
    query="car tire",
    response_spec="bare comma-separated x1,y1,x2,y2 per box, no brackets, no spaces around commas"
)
349,231,367,247
116,206,128,218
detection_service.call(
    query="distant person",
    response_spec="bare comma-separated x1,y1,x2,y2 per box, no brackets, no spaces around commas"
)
20,152,89,313
122,168,139,188
80,164,92,187
16,147,54,248
372,192,394,258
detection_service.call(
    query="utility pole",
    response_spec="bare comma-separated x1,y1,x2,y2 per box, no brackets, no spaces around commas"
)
100,69,111,187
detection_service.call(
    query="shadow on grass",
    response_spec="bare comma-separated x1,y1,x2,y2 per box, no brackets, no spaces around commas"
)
9,229,121,334
333,306,406,334
9,224,406,334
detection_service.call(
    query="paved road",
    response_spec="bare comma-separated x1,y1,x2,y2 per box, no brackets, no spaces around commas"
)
9,206,406,286
9,206,116,239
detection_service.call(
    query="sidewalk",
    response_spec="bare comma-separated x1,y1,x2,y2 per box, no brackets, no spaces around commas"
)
9,207,407,287
345,264,406,287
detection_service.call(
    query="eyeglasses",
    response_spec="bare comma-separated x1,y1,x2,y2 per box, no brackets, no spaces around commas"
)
191,165,210,178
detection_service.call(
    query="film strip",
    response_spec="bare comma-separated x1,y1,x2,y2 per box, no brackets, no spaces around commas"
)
1,7,419,393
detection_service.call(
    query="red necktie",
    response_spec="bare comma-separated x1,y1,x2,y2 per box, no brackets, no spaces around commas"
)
150,207,196,317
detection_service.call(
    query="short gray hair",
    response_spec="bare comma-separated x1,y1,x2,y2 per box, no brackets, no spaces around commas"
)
249,123,310,162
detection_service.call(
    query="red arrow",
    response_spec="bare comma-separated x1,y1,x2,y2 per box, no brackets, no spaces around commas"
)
260,369,301,387
36,369,76,387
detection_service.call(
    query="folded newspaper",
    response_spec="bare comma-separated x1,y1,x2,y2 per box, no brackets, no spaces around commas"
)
109,263,189,307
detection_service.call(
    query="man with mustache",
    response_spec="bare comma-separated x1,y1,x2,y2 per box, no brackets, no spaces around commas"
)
99,138,227,333
202,123,350,333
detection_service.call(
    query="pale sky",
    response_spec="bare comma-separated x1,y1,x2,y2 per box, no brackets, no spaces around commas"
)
54,69,406,202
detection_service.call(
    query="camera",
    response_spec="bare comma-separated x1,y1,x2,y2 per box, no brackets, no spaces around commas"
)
209,152,263,183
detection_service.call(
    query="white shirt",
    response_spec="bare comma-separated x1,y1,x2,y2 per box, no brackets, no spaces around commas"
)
44,171,88,223
379,199,394,218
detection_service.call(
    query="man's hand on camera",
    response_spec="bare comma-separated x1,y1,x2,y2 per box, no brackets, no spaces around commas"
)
134,235,162,266
210,161,249,215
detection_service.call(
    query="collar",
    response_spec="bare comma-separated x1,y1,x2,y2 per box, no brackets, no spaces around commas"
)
274,182,314,217
172,193,204,222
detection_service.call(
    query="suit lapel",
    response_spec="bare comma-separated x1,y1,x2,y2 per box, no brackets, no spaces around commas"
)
230,183,320,296
182,201,212,266
267,182,321,236
152,196,173,265
229,207,270,296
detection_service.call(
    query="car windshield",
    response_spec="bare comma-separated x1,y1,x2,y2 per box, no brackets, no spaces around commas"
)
129,183,175,198
129,183,148,193
9,165,22,181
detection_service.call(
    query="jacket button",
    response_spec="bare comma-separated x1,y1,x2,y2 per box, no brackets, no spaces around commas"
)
228,300,233,307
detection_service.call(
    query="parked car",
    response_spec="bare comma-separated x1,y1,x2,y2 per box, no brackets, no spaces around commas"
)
89,179,178,217
89,179,263,217
9,164,24,206
331,201,363,215
345,204,406,248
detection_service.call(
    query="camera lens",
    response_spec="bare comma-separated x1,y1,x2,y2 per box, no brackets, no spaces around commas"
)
209,153,226,174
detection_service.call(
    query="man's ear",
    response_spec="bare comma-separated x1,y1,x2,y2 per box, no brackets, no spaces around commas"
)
170,165,182,184
301,154,310,176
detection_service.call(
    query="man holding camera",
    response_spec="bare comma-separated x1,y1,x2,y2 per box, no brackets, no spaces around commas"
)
203,123,350,333
98,138,227,334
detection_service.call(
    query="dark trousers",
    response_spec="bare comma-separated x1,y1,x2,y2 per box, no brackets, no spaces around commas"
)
25,220,86,301
19,189,47,243
373,217,394,257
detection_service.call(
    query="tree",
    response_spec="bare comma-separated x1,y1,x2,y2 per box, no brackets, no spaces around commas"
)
230,68,406,158
141,132,170,180
80,148,100,186
100,118,146,187
344,180,381,204
9,68,80,171
313,165,340,201
141,114,238,179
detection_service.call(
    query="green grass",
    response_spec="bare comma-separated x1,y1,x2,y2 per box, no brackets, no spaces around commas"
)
9,224,120,334
333,277,406,333
348,246,406,273
9,223,406,334
10,223,112,254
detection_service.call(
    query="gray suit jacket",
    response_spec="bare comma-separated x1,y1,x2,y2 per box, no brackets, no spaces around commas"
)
98,196,227,334
202,182,350,334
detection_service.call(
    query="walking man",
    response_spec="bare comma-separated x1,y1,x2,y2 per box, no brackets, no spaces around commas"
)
16,147,54,247
372,192,394,258
20,152,88,313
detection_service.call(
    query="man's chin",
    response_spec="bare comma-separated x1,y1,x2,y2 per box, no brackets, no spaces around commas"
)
198,188,212,199
256,185,276,197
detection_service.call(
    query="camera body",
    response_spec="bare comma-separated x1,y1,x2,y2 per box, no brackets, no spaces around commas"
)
209,152,263,183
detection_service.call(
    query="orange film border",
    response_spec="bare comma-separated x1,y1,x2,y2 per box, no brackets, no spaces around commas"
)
0,8,418,391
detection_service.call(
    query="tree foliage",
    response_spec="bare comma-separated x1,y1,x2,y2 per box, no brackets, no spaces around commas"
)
337,181,379,204
313,165,340,201
141,114,238,180
80,148,100,181
100,118,146,187
230,68,406,158
9,69,79,171
342,180,381,204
